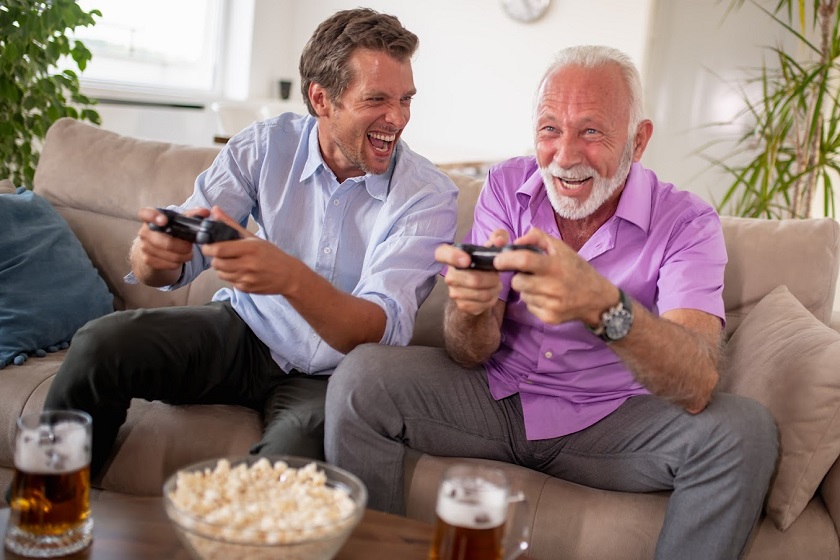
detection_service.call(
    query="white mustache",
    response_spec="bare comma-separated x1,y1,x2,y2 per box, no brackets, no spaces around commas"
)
544,161,598,181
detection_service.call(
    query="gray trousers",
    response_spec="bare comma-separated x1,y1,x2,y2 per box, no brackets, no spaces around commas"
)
44,302,329,476
325,344,779,560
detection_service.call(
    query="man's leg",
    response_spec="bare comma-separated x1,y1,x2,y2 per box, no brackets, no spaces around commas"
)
325,344,522,514
44,302,279,477
528,394,778,560
250,371,330,460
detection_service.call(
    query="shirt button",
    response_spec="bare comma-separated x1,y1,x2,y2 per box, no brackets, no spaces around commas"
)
333,199,340,205
323,247,331,254
544,351,553,359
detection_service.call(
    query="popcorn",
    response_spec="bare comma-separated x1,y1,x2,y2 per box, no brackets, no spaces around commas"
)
165,458,359,560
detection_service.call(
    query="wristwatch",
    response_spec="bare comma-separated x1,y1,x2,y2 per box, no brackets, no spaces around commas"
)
588,289,633,343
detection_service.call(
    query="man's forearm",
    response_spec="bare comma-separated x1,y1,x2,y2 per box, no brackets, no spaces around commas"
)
129,238,182,287
282,262,387,354
443,300,502,368
612,305,722,412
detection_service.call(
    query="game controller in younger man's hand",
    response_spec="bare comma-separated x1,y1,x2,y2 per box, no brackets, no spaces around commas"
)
148,208,241,244
454,243,543,271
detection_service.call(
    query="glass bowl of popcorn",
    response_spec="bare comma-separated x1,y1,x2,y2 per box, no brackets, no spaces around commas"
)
163,455,368,560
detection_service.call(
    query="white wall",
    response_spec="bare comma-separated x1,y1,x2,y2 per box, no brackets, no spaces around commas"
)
280,0,654,164
89,0,654,158
643,0,794,202
87,0,796,196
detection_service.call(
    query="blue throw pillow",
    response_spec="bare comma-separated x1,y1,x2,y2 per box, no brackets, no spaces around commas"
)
0,188,114,368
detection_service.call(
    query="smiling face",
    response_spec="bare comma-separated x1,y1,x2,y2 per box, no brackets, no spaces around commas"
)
312,48,415,182
535,63,650,220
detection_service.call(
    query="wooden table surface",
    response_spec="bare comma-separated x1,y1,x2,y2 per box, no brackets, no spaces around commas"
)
0,494,434,559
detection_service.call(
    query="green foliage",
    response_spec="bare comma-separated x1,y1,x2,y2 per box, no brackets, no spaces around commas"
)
708,0,840,219
0,0,101,188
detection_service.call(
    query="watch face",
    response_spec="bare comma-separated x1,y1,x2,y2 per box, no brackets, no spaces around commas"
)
500,0,551,23
605,308,633,341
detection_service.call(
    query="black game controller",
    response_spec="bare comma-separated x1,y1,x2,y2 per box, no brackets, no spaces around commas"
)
454,243,543,271
148,208,241,244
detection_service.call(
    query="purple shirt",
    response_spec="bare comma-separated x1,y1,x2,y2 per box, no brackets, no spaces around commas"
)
466,157,726,440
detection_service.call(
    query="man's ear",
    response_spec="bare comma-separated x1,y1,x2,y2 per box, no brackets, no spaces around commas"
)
632,120,654,162
309,83,331,118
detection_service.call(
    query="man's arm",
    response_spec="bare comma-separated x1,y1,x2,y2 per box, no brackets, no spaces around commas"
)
200,207,386,354
598,293,721,413
436,234,510,367
443,299,506,368
499,227,721,413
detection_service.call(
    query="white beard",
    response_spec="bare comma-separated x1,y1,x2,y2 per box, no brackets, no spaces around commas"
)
540,142,634,220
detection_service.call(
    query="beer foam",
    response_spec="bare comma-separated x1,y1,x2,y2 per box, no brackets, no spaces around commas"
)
435,478,507,529
14,421,89,473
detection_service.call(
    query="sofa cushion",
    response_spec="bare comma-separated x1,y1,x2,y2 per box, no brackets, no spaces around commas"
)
720,285,840,530
0,189,114,368
720,217,840,337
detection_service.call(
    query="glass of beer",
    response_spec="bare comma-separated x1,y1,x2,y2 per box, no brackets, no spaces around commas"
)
4,410,93,558
428,464,529,560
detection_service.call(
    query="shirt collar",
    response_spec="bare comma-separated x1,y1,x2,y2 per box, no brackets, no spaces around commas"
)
612,162,652,233
516,161,652,233
300,122,394,202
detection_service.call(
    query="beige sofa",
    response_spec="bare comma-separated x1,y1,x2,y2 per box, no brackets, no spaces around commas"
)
3,117,840,559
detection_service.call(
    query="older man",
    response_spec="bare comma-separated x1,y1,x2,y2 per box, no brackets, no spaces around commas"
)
325,45,778,559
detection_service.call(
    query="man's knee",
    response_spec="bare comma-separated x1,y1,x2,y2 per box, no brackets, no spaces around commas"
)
47,312,146,401
707,394,779,475
66,312,140,362
329,343,411,407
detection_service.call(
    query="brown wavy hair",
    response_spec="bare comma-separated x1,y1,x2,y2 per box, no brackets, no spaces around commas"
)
299,8,418,116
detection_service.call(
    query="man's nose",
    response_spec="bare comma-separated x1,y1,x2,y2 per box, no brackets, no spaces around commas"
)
551,134,582,168
384,101,409,129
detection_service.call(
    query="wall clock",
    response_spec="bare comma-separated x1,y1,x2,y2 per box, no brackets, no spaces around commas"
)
501,0,551,23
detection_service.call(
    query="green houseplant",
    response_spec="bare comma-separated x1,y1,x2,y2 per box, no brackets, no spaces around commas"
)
0,0,101,189
708,0,840,219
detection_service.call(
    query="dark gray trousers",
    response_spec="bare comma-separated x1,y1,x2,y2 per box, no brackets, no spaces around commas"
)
325,344,779,560
44,302,328,476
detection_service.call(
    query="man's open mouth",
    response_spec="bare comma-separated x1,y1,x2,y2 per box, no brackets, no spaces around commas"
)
557,176,592,190
368,131,396,153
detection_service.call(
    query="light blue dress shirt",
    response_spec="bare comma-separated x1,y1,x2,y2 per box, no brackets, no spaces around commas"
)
154,113,457,374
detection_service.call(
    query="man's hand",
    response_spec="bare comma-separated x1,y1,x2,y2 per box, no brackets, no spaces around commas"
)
199,206,304,295
435,230,510,317
493,227,616,327
130,207,210,286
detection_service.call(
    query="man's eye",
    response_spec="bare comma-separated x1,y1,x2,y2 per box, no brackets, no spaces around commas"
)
401,96,413,105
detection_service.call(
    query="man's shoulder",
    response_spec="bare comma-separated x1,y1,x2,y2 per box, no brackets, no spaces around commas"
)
486,156,539,189
637,164,719,221
392,143,458,196
260,112,313,137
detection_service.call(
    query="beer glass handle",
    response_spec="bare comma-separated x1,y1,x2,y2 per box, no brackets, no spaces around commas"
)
503,491,530,560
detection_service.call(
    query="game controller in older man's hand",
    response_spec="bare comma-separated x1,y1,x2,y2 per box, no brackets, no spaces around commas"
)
148,208,241,244
454,243,543,271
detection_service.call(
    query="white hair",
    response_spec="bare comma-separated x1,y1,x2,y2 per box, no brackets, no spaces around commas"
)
534,45,645,134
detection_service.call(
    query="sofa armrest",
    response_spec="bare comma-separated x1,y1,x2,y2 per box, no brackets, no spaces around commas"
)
820,456,840,536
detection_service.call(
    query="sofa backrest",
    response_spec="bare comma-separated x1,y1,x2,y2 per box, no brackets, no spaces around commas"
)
32,119,840,346
720,216,840,335
33,118,224,311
